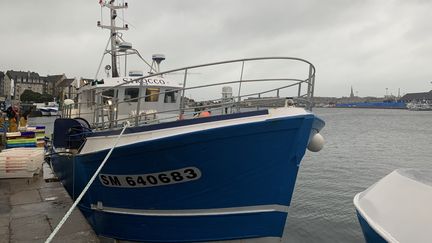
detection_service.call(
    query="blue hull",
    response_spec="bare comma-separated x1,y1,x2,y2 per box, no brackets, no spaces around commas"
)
356,211,387,243
51,113,320,242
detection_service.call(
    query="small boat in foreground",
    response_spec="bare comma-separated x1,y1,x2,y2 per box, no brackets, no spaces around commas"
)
354,169,432,243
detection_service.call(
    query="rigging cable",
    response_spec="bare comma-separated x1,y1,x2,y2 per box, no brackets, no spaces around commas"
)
94,35,113,80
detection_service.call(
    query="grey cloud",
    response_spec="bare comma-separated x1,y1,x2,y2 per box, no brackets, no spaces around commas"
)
1,0,432,97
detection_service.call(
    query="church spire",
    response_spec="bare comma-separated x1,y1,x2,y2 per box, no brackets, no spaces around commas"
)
350,86,354,98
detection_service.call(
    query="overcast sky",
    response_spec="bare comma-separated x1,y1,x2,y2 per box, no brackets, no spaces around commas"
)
1,0,432,97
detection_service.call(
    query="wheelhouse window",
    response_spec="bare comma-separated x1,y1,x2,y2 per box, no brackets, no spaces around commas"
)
102,89,114,104
124,88,139,101
145,88,160,102
164,90,178,103
89,90,96,106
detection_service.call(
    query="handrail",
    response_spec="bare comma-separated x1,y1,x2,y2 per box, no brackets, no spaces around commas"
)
62,57,316,129
91,57,315,95
89,78,309,127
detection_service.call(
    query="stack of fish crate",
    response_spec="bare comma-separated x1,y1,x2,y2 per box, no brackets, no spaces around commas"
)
5,126,46,148
27,126,46,147
0,147,44,178
6,131,37,148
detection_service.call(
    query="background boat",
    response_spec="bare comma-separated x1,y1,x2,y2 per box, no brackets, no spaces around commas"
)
407,101,432,111
35,102,59,116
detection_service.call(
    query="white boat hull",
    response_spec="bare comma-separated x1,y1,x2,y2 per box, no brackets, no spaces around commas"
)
354,169,432,243
39,107,59,116
50,111,59,116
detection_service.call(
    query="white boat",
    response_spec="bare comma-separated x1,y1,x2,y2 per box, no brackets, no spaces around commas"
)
354,169,432,243
48,107,59,116
36,102,59,116
407,101,432,111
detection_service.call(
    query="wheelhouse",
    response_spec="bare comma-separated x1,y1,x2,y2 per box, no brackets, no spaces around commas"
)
75,76,182,126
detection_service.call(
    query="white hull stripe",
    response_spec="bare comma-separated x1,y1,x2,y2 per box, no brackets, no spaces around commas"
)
90,204,289,217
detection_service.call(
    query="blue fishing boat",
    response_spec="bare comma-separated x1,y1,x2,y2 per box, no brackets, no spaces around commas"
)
48,1,325,242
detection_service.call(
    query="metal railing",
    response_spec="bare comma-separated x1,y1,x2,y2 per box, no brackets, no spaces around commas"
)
62,57,316,130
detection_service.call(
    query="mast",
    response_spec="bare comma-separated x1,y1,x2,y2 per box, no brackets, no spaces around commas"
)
110,6,119,77
97,0,128,78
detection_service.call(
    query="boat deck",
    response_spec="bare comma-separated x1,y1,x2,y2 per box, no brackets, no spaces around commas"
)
0,175,98,242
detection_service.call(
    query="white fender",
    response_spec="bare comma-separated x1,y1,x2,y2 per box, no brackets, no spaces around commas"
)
308,133,324,152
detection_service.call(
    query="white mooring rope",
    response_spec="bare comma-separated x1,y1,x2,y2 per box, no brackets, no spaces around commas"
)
45,121,130,243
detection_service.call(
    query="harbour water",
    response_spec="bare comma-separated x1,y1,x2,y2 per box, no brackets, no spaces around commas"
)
28,108,432,242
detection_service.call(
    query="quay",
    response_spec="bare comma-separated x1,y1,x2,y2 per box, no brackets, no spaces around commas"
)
0,174,99,243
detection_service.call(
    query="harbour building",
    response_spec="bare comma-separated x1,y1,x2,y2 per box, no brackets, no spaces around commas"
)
2,71,46,100
0,72,4,99
0,71,80,102
400,90,432,103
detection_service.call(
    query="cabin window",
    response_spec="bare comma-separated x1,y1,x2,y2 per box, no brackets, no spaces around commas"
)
164,90,178,103
102,89,114,104
145,88,160,102
89,90,96,106
124,88,139,101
